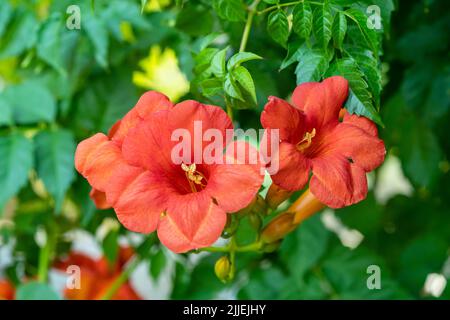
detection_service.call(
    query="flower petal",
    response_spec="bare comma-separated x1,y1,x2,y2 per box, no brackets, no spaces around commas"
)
292,76,349,129
112,91,173,145
89,188,110,209
310,154,367,208
75,133,128,192
206,141,263,213
157,192,227,253
325,122,386,172
342,111,378,137
270,141,311,191
107,169,171,234
261,96,306,143
168,101,233,161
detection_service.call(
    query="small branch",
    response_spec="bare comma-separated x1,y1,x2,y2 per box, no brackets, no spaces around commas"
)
239,0,262,53
100,256,141,300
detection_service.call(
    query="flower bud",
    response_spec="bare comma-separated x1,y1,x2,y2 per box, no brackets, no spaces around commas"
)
261,212,296,243
266,184,293,209
249,212,262,231
289,188,325,225
214,256,232,283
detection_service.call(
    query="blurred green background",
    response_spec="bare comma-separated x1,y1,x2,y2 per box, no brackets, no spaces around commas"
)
0,0,449,300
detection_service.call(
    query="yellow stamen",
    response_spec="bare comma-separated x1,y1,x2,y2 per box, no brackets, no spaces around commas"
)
296,128,316,152
181,163,207,192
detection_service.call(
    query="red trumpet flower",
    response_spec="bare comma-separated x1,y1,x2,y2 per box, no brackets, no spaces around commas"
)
261,76,385,208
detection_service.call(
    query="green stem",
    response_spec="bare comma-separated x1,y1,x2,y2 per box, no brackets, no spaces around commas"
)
239,0,261,53
37,233,52,283
100,256,141,300
198,239,262,253
257,0,323,15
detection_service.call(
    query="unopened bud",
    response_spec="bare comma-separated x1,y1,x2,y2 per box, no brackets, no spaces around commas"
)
214,256,232,283
261,212,296,243
289,188,325,224
249,212,262,231
266,184,293,209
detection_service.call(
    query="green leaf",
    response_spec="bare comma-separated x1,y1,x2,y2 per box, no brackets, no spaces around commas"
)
176,4,213,36
332,11,347,49
0,133,33,207
102,230,119,265
0,10,37,58
224,73,244,101
267,9,289,48
280,40,303,70
345,8,379,54
280,214,329,280
37,14,66,76
0,97,12,126
2,81,56,124
345,46,381,109
227,52,262,70
83,13,109,68
199,78,223,97
292,2,313,40
0,1,13,39
213,0,246,22
16,282,60,300
140,0,148,13
326,58,382,126
150,250,167,279
210,47,228,78
313,2,333,48
295,47,329,84
34,129,76,212
232,66,257,104
194,47,219,76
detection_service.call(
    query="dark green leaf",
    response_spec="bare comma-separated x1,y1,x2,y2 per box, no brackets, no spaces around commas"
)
332,11,347,49
83,13,109,68
210,47,228,78
345,8,379,54
176,4,213,36
150,250,167,279
34,129,76,211
292,2,313,40
267,9,289,48
213,0,246,22
0,133,33,207
313,3,333,48
295,47,329,84
102,230,119,265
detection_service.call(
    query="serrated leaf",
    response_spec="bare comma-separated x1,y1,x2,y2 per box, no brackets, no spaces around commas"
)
295,47,329,84
313,2,333,48
232,66,257,104
0,133,33,207
280,40,303,70
213,0,246,22
292,3,313,40
327,58,382,125
345,46,381,109
224,73,244,101
150,250,167,279
267,9,289,48
227,52,262,70
332,11,347,49
2,81,56,124
34,129,76,211
211,47,228,78
345,8,379,54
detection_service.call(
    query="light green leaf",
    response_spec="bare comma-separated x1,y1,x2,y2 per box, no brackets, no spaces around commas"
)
199,78,223,97
267,9,289,48
84,13,109,68
0,97,12,126
34,129,76,212
292,2,313,40
150,250,167,279
227,52,262,70
0,1,13,38
295,47,329,84
140,0,148,13
0,11,37,58
224,73,244,101
0,133,33,207
313,2,333,48
332,11,347,49
37,14,66,76
2,81,56,124
232,66,257,104
16,282,61,300
210,47,228,78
